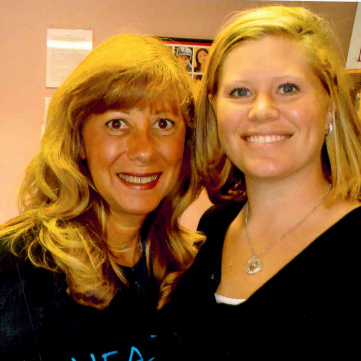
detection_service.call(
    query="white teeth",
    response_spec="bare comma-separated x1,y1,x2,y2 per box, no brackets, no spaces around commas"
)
246,135,290,143
118,174,158,184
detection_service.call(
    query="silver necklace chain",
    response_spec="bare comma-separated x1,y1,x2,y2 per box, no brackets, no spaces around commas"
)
244,184,331,274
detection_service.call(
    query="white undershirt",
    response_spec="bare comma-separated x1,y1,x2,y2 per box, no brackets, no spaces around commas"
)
214,293,246,306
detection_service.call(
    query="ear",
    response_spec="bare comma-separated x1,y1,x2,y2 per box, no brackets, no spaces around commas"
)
324,100,336,135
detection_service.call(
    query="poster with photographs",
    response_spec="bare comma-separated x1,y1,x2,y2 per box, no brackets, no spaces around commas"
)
162,38,213,83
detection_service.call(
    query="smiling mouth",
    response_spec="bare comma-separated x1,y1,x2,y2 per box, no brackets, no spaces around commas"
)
245,135,291,143
117,173,160,184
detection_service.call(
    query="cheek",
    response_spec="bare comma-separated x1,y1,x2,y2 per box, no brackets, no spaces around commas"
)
169,139,185,165
288,105,328,134
162,131,186,168
216,105,243,140
85,138,121,175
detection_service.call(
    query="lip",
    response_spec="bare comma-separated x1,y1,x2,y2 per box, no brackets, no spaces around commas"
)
243,134,292,144
117,172,161,190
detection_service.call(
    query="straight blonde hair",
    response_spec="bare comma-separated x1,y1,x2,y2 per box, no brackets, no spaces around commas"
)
196,6,361,203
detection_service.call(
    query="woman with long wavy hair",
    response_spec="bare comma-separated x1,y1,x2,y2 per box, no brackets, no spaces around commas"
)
0,34,203,361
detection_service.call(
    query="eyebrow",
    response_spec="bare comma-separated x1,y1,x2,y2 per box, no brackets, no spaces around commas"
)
273,75,303,80
106,109,173,117
107,109,130,115
222,74,304,87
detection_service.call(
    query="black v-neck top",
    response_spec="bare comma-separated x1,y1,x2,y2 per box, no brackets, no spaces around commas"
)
167,203,361,359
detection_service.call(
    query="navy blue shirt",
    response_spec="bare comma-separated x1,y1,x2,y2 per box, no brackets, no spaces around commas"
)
0,240,162,361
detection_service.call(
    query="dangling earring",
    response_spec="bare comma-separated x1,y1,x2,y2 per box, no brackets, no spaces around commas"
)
326,122,333,137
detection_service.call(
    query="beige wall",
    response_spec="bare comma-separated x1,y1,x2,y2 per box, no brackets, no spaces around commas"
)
0,0,358,226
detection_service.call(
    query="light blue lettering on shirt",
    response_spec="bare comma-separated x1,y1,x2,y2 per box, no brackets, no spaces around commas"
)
102,351,119,360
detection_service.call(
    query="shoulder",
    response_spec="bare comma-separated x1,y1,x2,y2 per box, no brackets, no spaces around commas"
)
340,203,361,221
0,240,67,354
182,202,244,287
196,201,243,259
197,201,243,234
0,240,24,273
0,239,66,314
0,235,39,276
324,203,361,237
326,205,361,253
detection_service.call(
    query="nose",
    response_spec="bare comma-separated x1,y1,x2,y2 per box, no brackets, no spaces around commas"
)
127,131,156,163
248,94,279,122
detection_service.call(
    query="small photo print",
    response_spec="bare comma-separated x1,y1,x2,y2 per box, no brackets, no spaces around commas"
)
174,46,193,73
193,47,209,73
162,38,212,78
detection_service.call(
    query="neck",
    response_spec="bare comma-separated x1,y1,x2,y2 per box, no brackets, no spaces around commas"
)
106,211,146,266
245,171,331,221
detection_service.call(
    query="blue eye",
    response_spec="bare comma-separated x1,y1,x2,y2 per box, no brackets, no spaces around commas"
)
230,87,250,97
154,119,174,130
279,83,299,95
106,119,126,130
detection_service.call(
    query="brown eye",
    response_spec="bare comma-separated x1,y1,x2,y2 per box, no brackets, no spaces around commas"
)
106,119,125,129
156,119,174,130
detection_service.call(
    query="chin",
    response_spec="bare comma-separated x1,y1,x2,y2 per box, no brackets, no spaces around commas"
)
126,202,163,217
244,164,287,181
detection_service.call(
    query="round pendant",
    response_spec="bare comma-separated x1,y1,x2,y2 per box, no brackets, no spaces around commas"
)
245,256,263,275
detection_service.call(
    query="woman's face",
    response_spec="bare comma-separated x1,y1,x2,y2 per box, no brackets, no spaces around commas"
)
198,50,208,65
82,107,186,219
214,36,332,183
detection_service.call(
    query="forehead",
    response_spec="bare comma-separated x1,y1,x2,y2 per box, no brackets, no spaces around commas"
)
110,100,184,119
220,36,316,84
90,77,188,119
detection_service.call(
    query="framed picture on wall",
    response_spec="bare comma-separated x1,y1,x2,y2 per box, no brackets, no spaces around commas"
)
161,37,213,82
347,70,361,119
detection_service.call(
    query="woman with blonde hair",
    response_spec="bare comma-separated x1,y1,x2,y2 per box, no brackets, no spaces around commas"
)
0,34,203,361
172,5,361,358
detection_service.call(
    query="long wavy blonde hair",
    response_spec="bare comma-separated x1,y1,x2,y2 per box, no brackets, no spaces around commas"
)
196,6,361,203
0,34,203,310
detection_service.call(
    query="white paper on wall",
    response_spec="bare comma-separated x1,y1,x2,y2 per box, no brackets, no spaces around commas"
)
46,29,93,88
346,3,361,70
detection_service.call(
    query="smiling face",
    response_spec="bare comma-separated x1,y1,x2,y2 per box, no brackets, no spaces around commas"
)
82,107,186,220
197,50,208,65
214,36,332,183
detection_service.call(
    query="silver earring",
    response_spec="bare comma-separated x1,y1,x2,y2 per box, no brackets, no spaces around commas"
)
326,123,333,136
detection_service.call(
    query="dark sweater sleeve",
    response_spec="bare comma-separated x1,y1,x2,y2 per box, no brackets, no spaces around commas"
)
0,243,67,360
0,246,39,359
